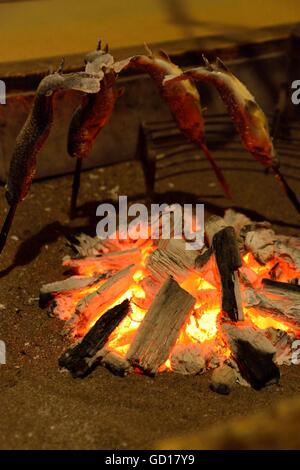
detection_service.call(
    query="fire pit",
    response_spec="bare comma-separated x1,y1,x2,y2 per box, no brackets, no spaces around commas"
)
39,209,300,394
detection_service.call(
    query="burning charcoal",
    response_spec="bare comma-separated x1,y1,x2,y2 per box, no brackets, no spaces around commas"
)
127,277,195,375
223,209,251,236
263,328,296,366
170,344,206,375
69,265,135,335
239,266,259,288
222,324,280,390
276,235,300,251
138,275,163,309
194,247,213,271
210,364,237,395
101,351,132,377
212,226,243,321
63,248,141,276
262,278,300,294
275,240,300,270
245,283,300,326
244,228,275,264
269,262,282,281
239,221,272,239
59,299,130,377
39,274,105,308
146,239,199,283
67,233,102,257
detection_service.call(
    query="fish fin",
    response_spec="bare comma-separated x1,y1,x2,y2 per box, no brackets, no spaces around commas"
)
96,39,102,51
144,43,154,58
56,58,65,74
202,54,214,71
215,57,230,72
158,49,172,62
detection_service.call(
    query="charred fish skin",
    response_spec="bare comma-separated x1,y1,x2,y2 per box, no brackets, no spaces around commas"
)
6,72,100,206
6,90,53,206
6,72,99,205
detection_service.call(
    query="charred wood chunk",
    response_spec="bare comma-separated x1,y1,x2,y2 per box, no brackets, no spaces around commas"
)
275,240,300,271
245,285,300,325
235,340,280,390
222,324,280,390
194,247,213,270
262,278,300,294
101,351,132,377
244,228,275,264
212,226,243,321
39,274,104,308
59,299,130,377
127,276,195,375
147,239,199,283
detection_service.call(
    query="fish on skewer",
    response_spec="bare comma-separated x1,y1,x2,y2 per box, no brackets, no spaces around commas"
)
128,46,231,198
164,56,300,214
68,41,129,216
0,67,101,254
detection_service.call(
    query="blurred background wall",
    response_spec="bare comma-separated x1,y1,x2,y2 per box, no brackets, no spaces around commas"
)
0,0,300,63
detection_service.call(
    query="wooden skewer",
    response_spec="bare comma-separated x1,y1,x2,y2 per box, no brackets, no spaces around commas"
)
70,158,83,219
0,203,17,255
272,166,300,214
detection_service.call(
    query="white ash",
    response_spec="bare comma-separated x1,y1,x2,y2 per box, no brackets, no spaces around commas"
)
223,209,251,235
222,323,276,356
244,228,275,264
263,328,296,366
210,363,237,395
205,215,227,246
170,343,206,375
275,240,300,270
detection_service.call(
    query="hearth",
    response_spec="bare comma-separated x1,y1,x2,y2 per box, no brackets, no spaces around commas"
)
40,209,300,394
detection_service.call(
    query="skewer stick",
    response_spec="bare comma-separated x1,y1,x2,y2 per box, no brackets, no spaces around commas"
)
200,142,232,199
0,203,18,255
70,158,83,219
272,167,300,214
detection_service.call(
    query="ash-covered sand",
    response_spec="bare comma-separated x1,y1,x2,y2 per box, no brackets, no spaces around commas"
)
0,156,300,450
